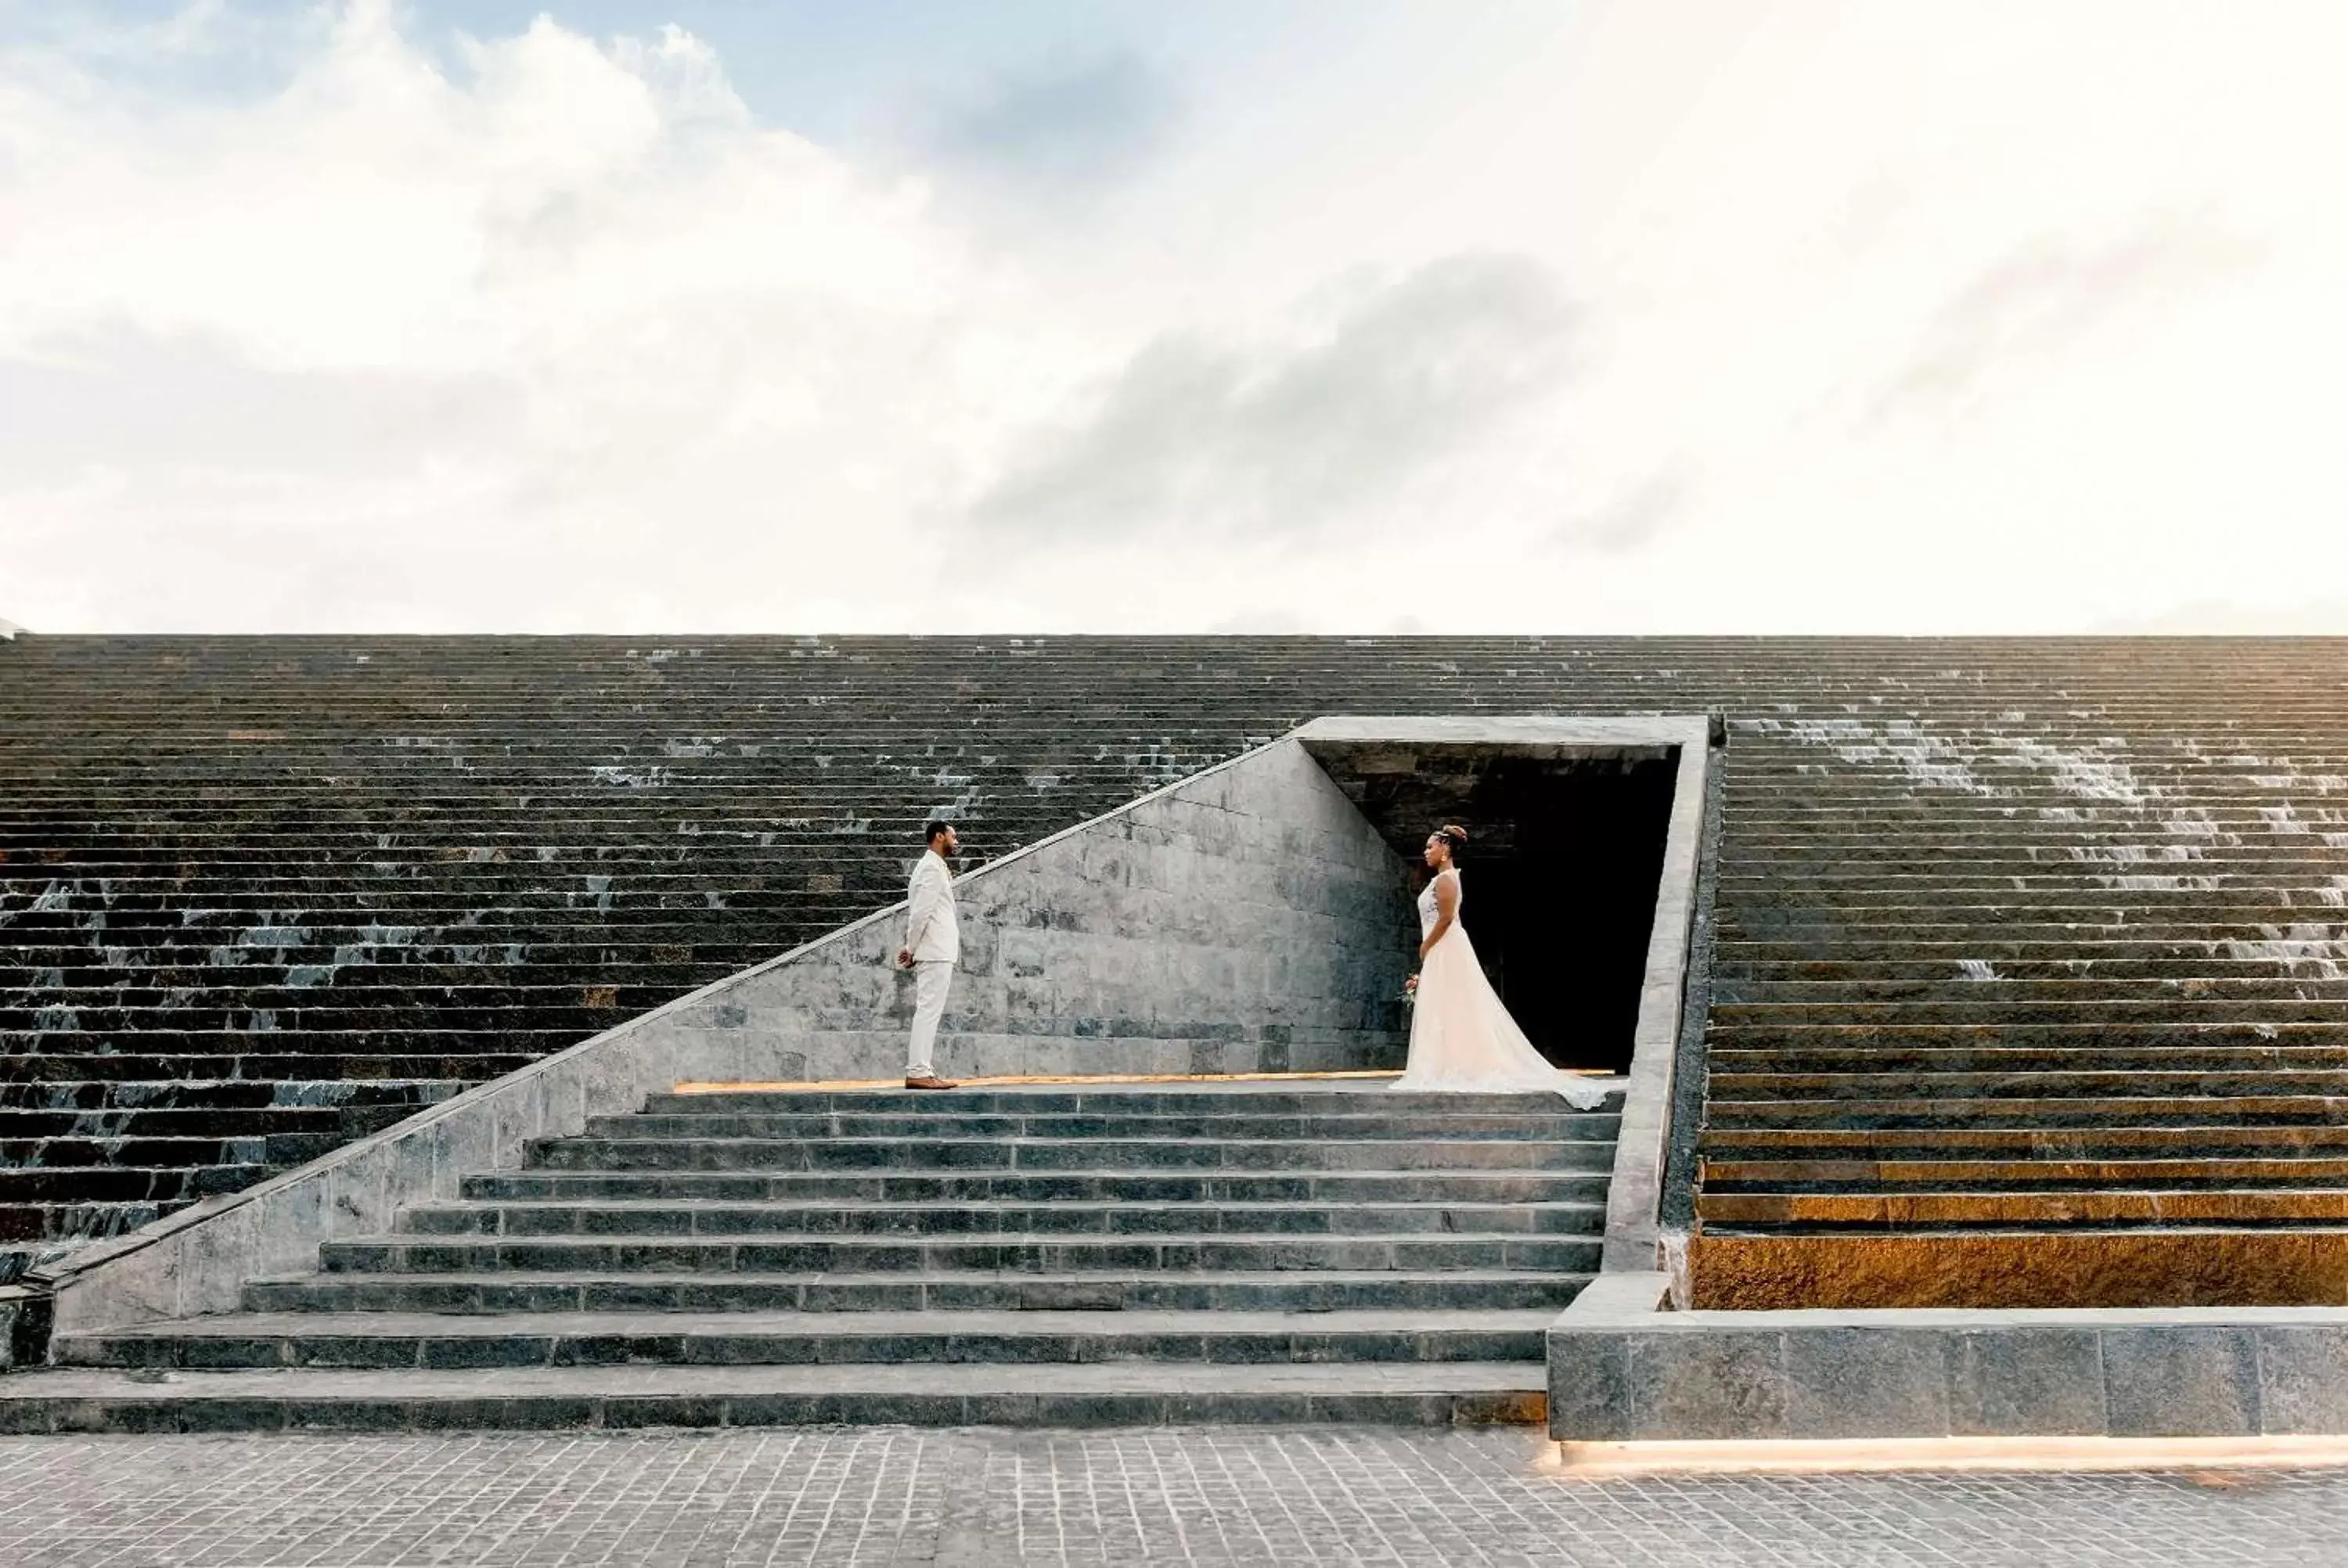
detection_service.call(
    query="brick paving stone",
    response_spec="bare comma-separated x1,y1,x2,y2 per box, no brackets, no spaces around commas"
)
2,1429,2345,1566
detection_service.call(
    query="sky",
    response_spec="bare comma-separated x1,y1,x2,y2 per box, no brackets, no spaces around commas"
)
3,0,2347,635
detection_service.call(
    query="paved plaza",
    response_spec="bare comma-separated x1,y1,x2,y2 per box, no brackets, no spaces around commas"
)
2,1427,2343,1566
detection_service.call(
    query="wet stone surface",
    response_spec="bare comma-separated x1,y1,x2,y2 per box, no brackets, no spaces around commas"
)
2,1426,2345,1566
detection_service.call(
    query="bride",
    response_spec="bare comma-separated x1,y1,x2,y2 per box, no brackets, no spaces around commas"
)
1393,825,1608,1109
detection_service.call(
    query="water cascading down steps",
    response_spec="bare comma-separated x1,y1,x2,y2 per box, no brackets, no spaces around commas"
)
1,1081,1619,1430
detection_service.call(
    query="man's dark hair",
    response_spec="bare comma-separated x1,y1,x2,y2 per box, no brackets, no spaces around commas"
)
924,819,956,846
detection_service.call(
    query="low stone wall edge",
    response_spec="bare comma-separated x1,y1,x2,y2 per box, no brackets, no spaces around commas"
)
1548,1298,2348,1441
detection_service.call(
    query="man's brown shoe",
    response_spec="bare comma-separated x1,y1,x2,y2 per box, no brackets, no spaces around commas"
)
905,1075,958,1091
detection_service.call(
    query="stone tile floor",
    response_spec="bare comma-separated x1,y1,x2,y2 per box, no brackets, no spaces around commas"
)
2,1428,2343,1566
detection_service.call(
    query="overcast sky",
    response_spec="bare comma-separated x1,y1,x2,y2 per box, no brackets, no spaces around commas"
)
4,1,2346,635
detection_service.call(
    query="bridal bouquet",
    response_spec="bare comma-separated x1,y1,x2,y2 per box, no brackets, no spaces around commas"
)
1400,973,1420,1009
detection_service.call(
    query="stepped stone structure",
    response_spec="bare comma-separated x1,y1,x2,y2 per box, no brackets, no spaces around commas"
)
6,632,2348,1361
6,1084,1604,1430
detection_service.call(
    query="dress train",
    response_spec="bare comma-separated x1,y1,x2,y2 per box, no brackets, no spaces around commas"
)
1392,872,1608,1109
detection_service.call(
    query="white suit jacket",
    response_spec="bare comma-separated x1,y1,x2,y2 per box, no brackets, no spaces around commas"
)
904,851,960,965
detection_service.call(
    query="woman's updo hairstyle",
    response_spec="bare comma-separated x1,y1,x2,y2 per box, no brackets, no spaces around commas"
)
1433,824,1470,863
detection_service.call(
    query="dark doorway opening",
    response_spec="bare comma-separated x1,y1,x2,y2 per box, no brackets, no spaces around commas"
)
1302,743,1679,1074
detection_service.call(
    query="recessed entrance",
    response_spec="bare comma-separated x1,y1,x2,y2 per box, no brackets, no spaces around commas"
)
1299,724,1687,1074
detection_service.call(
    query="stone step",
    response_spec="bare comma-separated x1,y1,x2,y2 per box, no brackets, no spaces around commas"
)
0,846,1005,869
316,1232,1602,1275
0,1079,463,1112
4,1030,582,1058
0,1134,344,1167
587,1111,1608,1142
1719,939,2348,961
4,876,916,901
1707,1047,2348,1073
1712,978,2348,1002
1723,761,2348,779
1709,1070,2348,1099
1721,887,2348,908
58,1307,1550,1371
0,928,775,954
1707,1024,2346,1048
462,1167,1605,1205
0,1106,406,1138
524,1136,1615,1173
397,1197,1608,1239
0,1055,537,1083
1721,859,2348,879
245,1267,1595,1315
1704,1095,2348,1128
1696,1189,2348,1227
0,962,719,991
644,1089,1597,1113
1718,922,2348,945
1721,825,2348,842
1716,960,2348,983
0,1199,167,1243
1712,1001,2348,1023
0,1361,1547,1431
1725,802,2348,820
1720,890,2346,912
0,1004,639,1034
0,1163,272,1202
1702,1156,2348,1192
1699,1126,2348,1156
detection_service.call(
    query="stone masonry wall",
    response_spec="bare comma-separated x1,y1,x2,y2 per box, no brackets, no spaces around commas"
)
625,737,1415,1084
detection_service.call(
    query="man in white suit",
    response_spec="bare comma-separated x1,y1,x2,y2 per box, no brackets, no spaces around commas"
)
895,820,960,1090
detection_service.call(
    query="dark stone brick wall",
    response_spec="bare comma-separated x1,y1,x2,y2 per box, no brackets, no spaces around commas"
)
5,634,2346,1267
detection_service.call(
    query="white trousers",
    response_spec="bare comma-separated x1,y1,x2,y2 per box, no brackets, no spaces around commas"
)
908,960,953,1077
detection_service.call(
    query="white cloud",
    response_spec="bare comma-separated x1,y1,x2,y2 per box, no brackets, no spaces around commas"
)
6,2,2348,635
972,254,1577,544
0,2,1068,631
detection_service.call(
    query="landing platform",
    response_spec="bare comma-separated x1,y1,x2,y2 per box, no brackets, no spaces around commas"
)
672,1070,1619,1095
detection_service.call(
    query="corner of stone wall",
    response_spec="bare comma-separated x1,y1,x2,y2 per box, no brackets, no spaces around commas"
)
1600,722,1716,1274
1658,723,1727,1236
0,1286,52,1372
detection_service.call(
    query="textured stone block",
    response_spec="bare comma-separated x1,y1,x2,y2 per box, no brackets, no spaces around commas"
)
1946,1327,2107,1437
1690,1234,2348,1311
178,1205,267,1318
1626,1330,1788,1440
1784,1328,1950,1439
2253,1325,2348,1434
1547,1332,1633,1441
2102,1327,2262,1437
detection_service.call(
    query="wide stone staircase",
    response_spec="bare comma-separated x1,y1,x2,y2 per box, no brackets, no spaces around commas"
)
16,632,2348,1311
0,1082,1615,1430
1691,714,2348,1307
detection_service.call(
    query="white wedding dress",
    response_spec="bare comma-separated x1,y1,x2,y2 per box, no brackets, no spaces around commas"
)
1393,871,1608,1109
